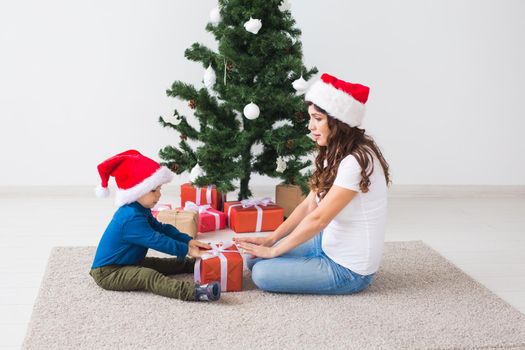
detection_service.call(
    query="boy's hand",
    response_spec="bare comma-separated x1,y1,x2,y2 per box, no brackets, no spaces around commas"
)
189,239,211,250
187,240,212,258
188,245,206,258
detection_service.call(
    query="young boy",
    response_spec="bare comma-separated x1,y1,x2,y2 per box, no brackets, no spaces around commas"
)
90,149,220,302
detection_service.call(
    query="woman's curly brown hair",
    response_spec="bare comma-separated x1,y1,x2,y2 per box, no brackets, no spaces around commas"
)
308,103,391,200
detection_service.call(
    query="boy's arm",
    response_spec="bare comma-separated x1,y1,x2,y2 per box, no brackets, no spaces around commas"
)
148,215,193,243
122,215,189,259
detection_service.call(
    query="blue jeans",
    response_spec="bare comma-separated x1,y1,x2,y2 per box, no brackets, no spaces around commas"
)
247,233,375,294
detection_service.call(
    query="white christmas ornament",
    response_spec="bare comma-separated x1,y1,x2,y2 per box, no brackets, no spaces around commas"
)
292,76,308,92
279,0,292,12
276,157,287,173
189,164,205,183
244,17,262,34
204,65,216,89
210,7,221,25
243,102,260,120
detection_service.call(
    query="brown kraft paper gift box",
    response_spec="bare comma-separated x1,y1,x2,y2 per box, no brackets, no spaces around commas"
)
275,184,306,218
156,209,198,238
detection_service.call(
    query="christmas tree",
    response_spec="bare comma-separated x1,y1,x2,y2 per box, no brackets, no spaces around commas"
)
159,0,317,199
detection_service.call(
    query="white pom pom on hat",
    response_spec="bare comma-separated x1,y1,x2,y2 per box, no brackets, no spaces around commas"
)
95,184,109,198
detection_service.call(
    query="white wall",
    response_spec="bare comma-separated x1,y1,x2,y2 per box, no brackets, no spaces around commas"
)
1,0,524,187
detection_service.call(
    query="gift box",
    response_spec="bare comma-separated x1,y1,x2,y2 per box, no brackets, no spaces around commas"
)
180,183,225,211
224,197,284,233
183,202,227,233
151,203,172,219
275,183,306,218
156,209,198,238
194,241,243,292
198,208,227,233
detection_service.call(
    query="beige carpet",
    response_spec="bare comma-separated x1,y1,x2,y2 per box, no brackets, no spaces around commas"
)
23,241,525,350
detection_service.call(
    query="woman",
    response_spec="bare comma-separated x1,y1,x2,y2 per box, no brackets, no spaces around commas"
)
235,73,390,295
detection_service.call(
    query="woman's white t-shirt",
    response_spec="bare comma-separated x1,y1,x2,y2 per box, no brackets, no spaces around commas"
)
318,154,387,275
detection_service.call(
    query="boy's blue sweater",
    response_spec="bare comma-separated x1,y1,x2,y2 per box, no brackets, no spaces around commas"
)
91,202,192,269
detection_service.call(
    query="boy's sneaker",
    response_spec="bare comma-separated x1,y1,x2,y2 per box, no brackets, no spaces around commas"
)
195,281,221,301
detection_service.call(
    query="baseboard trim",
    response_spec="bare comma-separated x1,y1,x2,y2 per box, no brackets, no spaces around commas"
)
387,185,525,198
0,185,524,198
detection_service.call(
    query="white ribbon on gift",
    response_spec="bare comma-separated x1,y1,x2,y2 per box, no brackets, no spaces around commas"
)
194,185,213,206
194,240,237,291
227,197,273,232
184,201,220,230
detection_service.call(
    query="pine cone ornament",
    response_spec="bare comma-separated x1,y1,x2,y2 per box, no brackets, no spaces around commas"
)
180,134,188,141
188,99,197,109
170,163,180,172
286,139,295,149
294,111,305,122
226,62,234,71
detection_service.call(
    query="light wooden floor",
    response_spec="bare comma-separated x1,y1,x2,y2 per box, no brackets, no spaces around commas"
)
1,186,524,349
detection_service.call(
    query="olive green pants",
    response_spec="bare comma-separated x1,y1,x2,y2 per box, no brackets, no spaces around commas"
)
89,257,196,301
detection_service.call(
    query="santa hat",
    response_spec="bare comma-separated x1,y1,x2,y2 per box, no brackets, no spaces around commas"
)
95,150,173,207
305,73,370,127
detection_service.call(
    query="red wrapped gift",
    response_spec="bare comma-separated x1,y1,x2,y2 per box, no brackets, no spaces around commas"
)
151,203,172,218
224,197,284,233
194,241,243,292
182,202,227,233
180,183,225,211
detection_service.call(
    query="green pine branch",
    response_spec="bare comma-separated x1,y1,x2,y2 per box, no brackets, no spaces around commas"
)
185,43,217,65
158,143,196,174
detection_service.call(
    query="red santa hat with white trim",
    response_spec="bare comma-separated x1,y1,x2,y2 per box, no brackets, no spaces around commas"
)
95,150,174,207
305,73,370,127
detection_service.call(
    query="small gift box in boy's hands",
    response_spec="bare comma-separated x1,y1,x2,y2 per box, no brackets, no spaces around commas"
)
151,203,172,218
156,209,198,238
180,183,225,211
224,197,284,233
184,201,227,233
194,241,243,292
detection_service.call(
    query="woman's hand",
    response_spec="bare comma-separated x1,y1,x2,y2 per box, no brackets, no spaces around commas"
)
236,241,278,259
233,235,276,258
232,235,275,247
187,239,211,258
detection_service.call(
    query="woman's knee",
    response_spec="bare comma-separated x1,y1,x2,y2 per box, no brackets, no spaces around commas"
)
250,263,274,291
245,256,261,271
